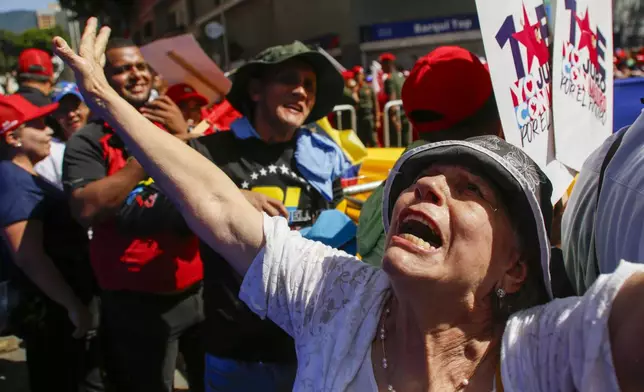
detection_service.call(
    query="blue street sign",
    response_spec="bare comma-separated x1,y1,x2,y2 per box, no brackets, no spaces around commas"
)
361,14,480,42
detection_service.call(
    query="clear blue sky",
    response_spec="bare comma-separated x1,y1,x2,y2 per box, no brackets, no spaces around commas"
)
0,0,56,13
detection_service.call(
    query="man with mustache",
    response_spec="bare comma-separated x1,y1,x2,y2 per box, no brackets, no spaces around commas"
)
62,37,205,392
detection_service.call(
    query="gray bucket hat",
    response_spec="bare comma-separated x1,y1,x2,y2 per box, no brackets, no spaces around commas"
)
382,136,554,299
226,41,344,124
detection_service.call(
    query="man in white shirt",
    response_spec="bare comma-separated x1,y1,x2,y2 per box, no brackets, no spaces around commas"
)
562,111,644,294
34,137,66,189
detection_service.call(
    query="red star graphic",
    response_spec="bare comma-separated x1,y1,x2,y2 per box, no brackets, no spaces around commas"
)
512,4,550,72
576,7,599,70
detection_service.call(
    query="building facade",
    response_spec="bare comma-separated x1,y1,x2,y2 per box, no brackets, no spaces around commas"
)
37,14,56,29
36,3,65,29
614,0,644,47
130,0,486,70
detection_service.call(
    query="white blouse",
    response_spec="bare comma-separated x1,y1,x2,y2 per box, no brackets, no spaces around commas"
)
240,213,639,391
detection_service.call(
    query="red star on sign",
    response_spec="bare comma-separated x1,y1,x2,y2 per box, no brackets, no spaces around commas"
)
576,7,600,70
512,4,550,72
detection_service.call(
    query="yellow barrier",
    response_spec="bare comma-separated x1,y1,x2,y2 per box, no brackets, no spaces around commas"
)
315,117,368,166
335,147,404,223
358,148,405,183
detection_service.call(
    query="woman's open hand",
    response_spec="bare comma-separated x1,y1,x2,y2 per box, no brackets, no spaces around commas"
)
52,17,112,113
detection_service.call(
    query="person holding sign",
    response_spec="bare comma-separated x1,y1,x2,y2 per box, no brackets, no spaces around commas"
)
54,18,644,392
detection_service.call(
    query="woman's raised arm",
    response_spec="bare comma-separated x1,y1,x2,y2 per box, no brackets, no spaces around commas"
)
53,18,263,275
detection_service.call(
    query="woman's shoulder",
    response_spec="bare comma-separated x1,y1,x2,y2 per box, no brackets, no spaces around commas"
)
0,161,35,195
0,162,47,226
0,160,21,175
500,261,644,391
507,261,644,327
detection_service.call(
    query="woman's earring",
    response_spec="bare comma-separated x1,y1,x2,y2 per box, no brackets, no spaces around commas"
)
496,288,506,299
15,141,22,148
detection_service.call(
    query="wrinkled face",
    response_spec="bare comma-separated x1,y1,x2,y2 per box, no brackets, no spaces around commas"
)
5,118,53,163
178,98,205,124
105,46,152,107
384,163,521,300
251,60,317,136
53,95,90,139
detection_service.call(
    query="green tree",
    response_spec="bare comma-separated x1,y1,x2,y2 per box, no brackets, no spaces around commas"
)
0,27,70,73
15,26,70,52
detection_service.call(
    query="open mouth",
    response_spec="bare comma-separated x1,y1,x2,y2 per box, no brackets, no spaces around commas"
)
397,215,443,251
284,103,303,113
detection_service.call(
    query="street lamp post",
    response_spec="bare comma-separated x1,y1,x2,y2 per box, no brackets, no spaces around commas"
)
65,9,81,53
221,12,230,70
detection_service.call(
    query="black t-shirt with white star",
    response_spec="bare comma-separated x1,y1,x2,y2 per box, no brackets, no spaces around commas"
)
191,131,339,362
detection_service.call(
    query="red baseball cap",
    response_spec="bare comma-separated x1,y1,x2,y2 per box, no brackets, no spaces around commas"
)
379,53,396,62
18,49,54,79
0,95,58,135
341,71,355,80
352,66,364,74
401,46,493,134
166,83,208,107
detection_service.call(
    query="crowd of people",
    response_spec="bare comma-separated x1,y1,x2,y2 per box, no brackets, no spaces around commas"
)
0,16,644,392
335,53,412,148
614,47,644,79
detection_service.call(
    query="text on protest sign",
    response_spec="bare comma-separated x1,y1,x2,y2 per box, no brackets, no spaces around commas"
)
552,0,613,171
476,0,575,202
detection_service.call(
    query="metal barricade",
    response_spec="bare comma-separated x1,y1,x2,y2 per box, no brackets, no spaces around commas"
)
382,99,413,147
342,181,383,196
332,104,357,132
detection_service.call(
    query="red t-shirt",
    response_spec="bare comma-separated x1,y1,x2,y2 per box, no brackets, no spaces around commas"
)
62,121,203,293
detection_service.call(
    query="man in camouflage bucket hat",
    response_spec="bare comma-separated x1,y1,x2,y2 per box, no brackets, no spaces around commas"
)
227,40,343,129
190,41,346,391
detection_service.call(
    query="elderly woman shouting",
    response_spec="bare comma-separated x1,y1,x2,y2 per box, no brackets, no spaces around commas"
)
53,20,644,391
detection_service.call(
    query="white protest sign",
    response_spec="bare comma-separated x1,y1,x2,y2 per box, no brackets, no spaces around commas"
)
552,0,613,171
475,0,574,202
